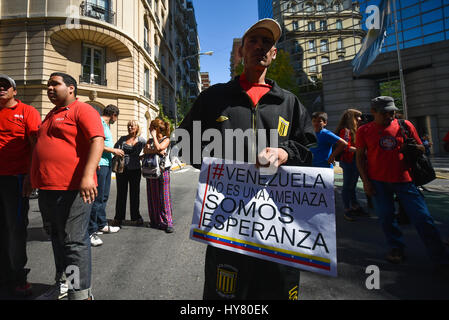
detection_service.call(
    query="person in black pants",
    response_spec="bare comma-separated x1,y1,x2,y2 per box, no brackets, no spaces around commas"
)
113,120,146,226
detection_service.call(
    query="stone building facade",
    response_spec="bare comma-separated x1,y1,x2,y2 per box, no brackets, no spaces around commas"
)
0,0,201,139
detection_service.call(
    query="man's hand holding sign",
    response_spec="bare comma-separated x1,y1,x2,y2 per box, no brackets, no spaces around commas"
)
190,157,337,277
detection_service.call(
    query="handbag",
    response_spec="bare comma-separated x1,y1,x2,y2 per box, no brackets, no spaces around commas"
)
111,155,124,173
398,119,436,186
141,153,161,179
160,143,172,170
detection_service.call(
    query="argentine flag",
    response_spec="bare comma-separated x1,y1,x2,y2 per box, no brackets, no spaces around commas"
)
352,0,392,76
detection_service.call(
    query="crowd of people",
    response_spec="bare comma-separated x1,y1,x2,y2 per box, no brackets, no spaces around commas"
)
0,72,174,300
1,17,449,301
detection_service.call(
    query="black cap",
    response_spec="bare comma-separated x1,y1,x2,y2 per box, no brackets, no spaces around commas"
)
371,96,399,113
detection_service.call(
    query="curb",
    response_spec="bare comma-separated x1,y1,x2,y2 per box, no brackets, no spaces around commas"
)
171,163,187,172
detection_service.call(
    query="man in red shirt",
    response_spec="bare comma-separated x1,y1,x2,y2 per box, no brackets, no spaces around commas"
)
31,73,104,300
356,96,449,270
0,74,41,297
444,131,449,153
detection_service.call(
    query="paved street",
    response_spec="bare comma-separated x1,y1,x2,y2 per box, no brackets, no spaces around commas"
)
2,163,449,300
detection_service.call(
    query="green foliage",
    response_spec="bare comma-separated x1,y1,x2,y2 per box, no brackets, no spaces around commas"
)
157,101,175,133
266,50,299,97
233,50,299,97
234,60,244,77
379,79,403,112
176,95,193,126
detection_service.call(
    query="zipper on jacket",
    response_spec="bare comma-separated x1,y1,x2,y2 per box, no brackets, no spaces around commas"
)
243,92,259,164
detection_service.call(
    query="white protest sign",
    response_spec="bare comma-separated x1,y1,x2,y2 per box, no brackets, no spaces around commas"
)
190,157,337,277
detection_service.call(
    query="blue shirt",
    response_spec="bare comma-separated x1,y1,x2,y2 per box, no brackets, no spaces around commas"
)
310,128,340,168
99,117,114,166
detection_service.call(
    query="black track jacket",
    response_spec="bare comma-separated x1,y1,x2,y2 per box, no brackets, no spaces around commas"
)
178,76,316,167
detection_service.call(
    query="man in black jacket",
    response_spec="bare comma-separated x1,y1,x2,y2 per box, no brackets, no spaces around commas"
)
179,19,316,300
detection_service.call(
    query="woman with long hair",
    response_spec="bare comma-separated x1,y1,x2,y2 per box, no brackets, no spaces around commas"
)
335,108,367,221
112,120,146,227
144,118,174,233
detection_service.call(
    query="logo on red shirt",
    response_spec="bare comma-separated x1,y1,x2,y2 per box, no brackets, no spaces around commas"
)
379,135,397,150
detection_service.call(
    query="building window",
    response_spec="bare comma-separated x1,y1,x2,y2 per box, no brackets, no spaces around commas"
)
322,56,329,65
320,20,327,31
320,39,328,52
81,44,106,85
292,21,299,30
144,20,151,54
82,0,115,24
308,21,315,31
144,67,150,99
337,38,344,50
338,55,345,61
304,2,314,13
308,40,316,52
294,41,301,53
309,58,317,72
336,19,343,30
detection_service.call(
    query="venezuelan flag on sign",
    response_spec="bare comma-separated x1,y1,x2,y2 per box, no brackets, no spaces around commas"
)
352,0,393,76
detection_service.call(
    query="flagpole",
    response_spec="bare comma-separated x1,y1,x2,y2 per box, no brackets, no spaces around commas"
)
392,0,408,119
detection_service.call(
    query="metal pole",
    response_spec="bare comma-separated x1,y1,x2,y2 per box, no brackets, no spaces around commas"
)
392,0,408,119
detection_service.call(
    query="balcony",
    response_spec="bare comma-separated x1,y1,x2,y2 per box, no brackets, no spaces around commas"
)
81,2,116,25
79,74,107,86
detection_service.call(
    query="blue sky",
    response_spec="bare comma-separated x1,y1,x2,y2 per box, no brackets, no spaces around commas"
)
191,0,258,85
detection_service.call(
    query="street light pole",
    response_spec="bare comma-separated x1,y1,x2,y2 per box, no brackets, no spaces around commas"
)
175,51,213,127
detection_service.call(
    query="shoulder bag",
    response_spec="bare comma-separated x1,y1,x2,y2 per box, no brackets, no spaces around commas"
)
398,119,436,186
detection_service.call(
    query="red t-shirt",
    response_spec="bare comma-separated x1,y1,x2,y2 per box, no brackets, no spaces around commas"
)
338,128,355,163
31,99,105,190
0,100,41,175
443,131,449,142
239,73,272,106
356,119,422,183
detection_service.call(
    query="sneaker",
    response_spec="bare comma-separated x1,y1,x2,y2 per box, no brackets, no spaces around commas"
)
90,233,103,247
386,248,405,264
13,282,32,297
343,210,357,222
36,282,67,300
99,225,120,234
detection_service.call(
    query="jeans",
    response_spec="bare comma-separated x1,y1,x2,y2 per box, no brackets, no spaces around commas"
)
88,165,111,235
114,168,142,221
0,175,29,287
38,190,92,300
371,180,449,265
339,160,360,210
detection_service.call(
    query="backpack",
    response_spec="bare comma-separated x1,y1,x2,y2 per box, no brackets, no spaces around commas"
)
397,119,436,186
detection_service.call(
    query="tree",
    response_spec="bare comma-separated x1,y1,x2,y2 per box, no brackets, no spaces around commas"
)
266,49,299,97
157,102,175,133
176,94,193,126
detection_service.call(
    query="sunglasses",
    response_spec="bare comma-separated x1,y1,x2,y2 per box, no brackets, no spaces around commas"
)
0,82,12,90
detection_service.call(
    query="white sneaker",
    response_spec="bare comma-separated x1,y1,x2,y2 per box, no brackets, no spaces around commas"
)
99,225,120,233
90,233,103,247
36,282,68,300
